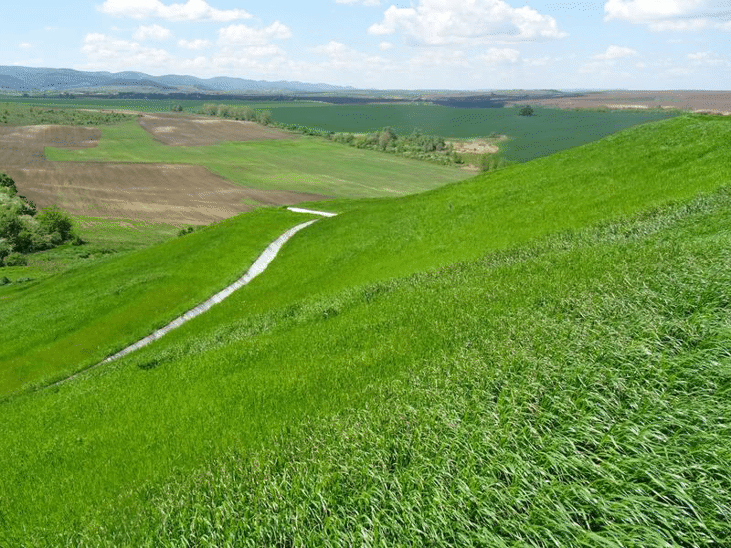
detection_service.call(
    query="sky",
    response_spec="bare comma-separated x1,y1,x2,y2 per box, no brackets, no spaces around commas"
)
2,0,730,89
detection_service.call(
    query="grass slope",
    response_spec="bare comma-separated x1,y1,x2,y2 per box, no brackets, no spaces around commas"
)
46,121,467,199
0,208,313,396
0,114,729,544
195,114,731,317
136,187,731,547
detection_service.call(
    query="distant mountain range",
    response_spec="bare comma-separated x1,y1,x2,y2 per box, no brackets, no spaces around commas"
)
0,66,352,94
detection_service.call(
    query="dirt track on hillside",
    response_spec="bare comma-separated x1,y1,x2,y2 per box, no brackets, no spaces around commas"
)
138,113,295,146
0,124,325,224
509,91,731,114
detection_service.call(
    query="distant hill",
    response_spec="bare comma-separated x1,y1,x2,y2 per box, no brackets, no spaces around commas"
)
0,66,351,94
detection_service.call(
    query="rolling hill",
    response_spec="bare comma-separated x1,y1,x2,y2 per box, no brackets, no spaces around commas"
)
1,114,730,545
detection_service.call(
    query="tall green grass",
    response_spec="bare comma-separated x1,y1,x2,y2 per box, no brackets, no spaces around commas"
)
0,208,311,396
136,189,731,547
3,186,730,546
0,114,729,544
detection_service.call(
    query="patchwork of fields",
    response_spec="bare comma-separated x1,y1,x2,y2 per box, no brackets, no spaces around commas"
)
46,117,467,198
5,96,679,162
1,98,730,545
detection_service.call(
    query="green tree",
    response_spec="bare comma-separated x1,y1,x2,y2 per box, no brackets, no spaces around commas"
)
37,205,74,242
519,105,534,117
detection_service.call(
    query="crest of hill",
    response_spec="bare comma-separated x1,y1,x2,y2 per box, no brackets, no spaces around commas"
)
0,66,350,94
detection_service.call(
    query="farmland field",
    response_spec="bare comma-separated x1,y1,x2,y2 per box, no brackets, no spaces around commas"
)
0,122,326,224
267,104,679,162
3,96,679,162
46,118,468,198
1,114,730,545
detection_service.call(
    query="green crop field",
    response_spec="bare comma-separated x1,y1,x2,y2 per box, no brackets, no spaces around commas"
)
268,103,679,162
46,121,467,198
1,114,730,545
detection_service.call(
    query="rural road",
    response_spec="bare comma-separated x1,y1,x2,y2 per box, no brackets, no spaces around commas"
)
51,207,337,388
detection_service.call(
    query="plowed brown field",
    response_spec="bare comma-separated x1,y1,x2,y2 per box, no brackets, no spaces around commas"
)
509,91,731,114
138,113,295,146
0,125,324,225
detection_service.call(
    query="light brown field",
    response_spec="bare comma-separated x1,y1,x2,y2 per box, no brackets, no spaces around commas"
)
138,113,295,146
509,91,731,115
448,138,503,155
0,124,325,225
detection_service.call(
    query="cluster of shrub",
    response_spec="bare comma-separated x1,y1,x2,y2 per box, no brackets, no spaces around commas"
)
280,123,465,166
1,105,130,127
332,127,463,165
0,172,81,267
199,104,273,126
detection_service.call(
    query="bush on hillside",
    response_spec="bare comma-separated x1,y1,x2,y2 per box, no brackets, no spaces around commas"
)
200,104,273,125
0,172,78,265
519,105,534,117
37,205,74,241
4,252,27,267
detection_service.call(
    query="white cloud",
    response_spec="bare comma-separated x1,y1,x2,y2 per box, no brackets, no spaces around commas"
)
133,24,173,41
98,0,252,22
410,48,469,68
604,1,731,31
312,41,390,71
18,42,32,49
480,47,521,64
687,51,730,66
218,22,292,46
666,66,692,77
379,41,393,50
368,0,567,45
523,56,553,67
178,38,212,50
336,0,380,5
649,19,711,31
81,33,174,70
594,45,638,59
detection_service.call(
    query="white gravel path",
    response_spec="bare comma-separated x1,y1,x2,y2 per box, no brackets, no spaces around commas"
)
51,207,336,387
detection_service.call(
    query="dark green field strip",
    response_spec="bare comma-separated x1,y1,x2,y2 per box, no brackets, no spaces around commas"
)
0,208,311,396
268,104,677,162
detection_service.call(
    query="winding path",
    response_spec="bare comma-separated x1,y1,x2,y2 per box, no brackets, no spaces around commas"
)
52,207,336,387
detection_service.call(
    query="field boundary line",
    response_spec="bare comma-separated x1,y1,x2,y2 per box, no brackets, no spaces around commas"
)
49,208,337,388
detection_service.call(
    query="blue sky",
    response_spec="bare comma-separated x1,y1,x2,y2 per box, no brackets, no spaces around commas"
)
2,0,730,89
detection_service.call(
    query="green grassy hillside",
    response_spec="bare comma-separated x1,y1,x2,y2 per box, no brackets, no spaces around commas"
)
1,114,729,544
0,208,313,396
